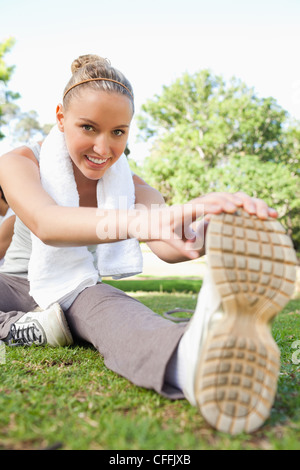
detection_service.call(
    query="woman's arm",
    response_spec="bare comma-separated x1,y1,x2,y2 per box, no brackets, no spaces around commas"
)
133,174,278,263
0,149,138,247
0,150,277,259
133,174,207,263
0,150,171,249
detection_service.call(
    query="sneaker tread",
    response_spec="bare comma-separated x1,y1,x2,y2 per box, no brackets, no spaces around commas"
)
194,209,297,434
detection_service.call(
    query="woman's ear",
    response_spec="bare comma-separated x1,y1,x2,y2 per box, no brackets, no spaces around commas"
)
56,103,65,132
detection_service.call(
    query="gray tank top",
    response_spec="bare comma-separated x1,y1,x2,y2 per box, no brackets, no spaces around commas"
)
0,142,97,279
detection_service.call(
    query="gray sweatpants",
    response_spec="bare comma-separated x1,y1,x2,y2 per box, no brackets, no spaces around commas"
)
0,273,185,399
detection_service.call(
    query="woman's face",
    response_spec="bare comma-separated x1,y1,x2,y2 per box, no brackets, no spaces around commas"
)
56,89,133,181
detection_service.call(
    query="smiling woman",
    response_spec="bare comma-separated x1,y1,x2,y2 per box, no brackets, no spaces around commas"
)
56,89,133,182
0,52,297,437
54,54,134,184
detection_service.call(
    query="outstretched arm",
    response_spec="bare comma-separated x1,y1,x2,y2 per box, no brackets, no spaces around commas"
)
133,174,278,263
133,174,207,262
0,148,137,247
0,148,277,258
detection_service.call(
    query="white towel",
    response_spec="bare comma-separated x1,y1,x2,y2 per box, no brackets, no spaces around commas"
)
28,125,143,310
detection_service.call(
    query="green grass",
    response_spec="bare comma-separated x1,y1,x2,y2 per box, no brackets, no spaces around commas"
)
0,279,299,450
103,278,202,294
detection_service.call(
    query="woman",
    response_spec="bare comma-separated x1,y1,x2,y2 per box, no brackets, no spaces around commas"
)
0,54,296,434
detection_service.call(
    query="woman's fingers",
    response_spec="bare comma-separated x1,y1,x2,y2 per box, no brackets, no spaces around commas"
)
147,191,278,259
191,192,278,220
234,192,278,219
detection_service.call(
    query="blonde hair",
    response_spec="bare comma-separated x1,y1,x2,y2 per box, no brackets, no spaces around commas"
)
63,54,134,111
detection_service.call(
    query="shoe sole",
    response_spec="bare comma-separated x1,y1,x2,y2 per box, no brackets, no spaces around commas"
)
194,210,297,434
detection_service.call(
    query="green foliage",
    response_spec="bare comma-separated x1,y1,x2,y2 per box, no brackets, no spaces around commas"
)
103,278,202,293
0,39,52,143
0,38,20,140
0,38,16,84
13,110,48,143
137,70,300,248
138,70,289,166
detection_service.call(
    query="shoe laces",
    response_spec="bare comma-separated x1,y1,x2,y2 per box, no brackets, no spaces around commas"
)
8,321,43,346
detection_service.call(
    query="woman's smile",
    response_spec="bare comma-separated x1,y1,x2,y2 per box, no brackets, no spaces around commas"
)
84,154,111,168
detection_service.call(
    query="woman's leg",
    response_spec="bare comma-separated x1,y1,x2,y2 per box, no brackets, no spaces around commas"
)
65,282,187,399
0,274,72,346
0,274,38,339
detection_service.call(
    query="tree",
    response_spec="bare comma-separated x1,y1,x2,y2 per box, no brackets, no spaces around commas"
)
199,155,300,248
12,110,52,143
137,70,300,248
0,38,53,143
137,70,289,167
280,121,300,175
0,38,20,140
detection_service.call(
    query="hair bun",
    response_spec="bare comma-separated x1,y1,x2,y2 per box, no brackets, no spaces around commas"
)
71,54,110,74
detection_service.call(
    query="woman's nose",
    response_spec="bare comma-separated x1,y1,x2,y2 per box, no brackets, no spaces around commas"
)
93,135,110,157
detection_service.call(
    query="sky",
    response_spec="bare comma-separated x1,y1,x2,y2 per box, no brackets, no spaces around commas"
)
1,0,300,162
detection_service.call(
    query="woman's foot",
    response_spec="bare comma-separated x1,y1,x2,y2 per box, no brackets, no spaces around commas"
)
180,209,297,434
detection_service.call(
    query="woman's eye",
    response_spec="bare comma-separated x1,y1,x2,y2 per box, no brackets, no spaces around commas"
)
82,125,94,132
114,129,124,136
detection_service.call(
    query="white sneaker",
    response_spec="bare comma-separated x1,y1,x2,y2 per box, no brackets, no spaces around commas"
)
7,303,73,347
180,209,297,434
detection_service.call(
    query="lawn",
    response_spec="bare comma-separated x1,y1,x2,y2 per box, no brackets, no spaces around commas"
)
0,278,299,451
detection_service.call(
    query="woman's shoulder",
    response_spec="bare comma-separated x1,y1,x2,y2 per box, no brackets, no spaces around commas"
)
26,141,42,163
1,141,41,166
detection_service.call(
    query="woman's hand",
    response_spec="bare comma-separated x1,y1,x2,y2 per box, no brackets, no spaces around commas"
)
193,191,278,220
229,191,278,219
135,192,278,261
